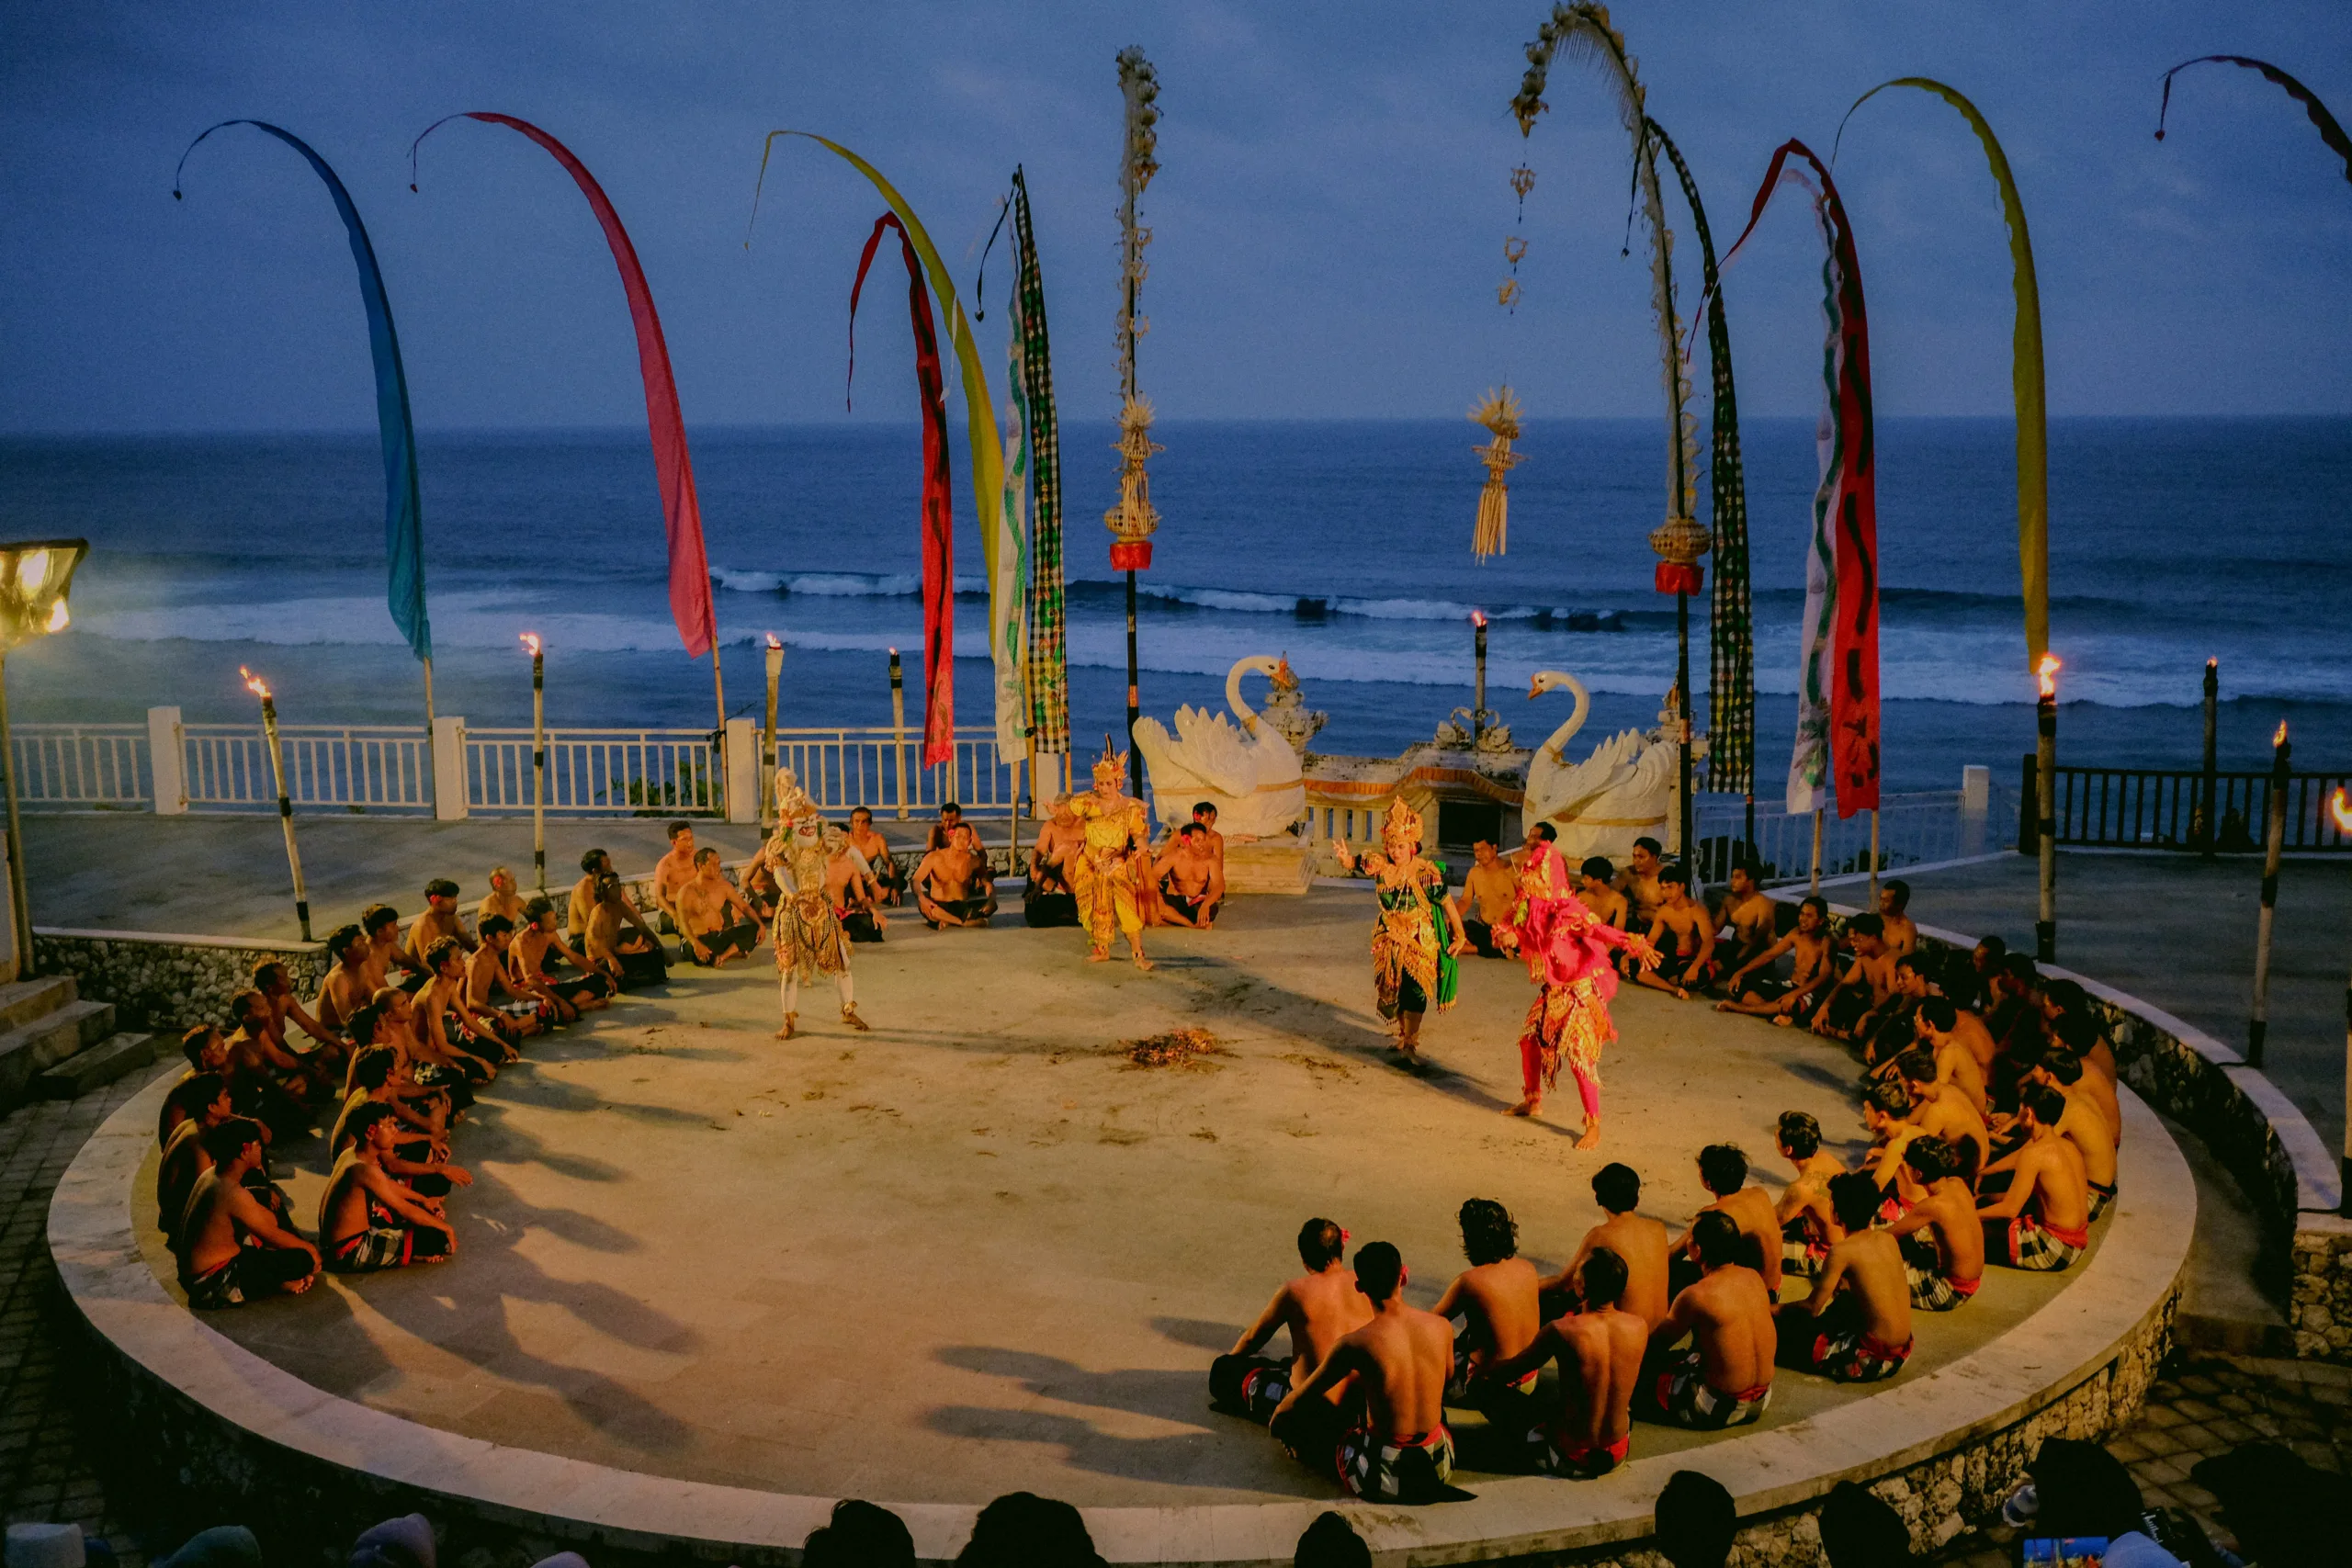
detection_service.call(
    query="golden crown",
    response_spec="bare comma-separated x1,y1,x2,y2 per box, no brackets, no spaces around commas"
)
1093,735,1128,786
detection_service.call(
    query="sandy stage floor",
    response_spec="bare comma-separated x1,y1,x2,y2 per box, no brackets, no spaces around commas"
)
135,888,2086,1508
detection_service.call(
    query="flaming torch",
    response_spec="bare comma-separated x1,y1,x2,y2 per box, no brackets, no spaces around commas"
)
2249,719,2291,1066
763,634,784,829
1472,610,1489,742
888,649,910,821
242,667,310,942
2330,786,2352,1214
2035,653,2061,962
522,634,546,892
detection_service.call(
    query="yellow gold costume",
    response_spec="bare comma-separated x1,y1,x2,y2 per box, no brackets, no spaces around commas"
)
1069,743,1152,955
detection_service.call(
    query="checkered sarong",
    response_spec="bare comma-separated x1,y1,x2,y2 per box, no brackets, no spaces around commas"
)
1010,170,1068,753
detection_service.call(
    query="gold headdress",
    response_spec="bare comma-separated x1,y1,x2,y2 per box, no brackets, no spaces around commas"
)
1380,795,1423,858
1093,733,1127,790
772,768,816,822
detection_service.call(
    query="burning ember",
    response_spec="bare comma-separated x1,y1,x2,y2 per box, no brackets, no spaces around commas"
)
2035,653,2061,699
1125,1027,1220,1067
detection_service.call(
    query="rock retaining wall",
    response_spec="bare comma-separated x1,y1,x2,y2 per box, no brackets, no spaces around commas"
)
32,929,328,1033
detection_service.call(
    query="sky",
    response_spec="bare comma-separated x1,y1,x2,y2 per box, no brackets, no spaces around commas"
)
3,1,2348,433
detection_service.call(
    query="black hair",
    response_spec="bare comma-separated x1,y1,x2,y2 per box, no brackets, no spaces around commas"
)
2052,1010,2102,1052
231,988,268,1026
2000,952,2041,986
424,936,463,970
1917,997,1958,1033
424,878,459,900
2041,1051,2085,1086
1192,801,1216,818
1457,1198,1518,1266
1800,895,1830,921
1827,1171,1883,1233
198,1115,266,1166
1180,822,1204,838
1819,1480,1913,1568
1531,822,1556,842
2030,1438,2144,1541
1296,1217,1345,1270
1654,1470,1737,1568
1353,1240,1404,1302
2042,978,2087,1014
1690,1210,1744,1269
1729,859,1758,882
348,1044,398,1091
1292,1511,1370,1568
1696,1144,1747,1195
666,820,693,840
1777,1111,1822,1159
850,806,874,819
327,923,367,962
956,1492,1096,1568
180,1024,219,1067
1903,1137,1958,1183
1975,933,2008,962
2021,1083,2069,1128
1592,1161,1640,1213
1581,856,1615,881
1865,1077,1914,1117
523,896,556,923
345,1101,401,1145
1894,1046,1938,1085
1881,879,1911,910
940,801,962,815
802,1498,916,1568
252,958,288,989
362,902,401,934
1847,912,1884,941
581,848,608,874
345,999,388,1047
1633,835,1662,855
1659,863,1690,888
694,846,720,865
1870,1015,1917,1066
1579,1247,1629,1309
479,915,514,940
1893,951,1928,976
165,1072,229,1122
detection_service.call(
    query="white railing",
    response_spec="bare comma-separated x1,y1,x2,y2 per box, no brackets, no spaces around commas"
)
465,727,721,816
774,728,1023,818
1693,787,2014,886
181,723,434,811
8,724,150,807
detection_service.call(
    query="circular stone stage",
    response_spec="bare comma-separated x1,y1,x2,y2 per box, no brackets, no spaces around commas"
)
54,888,2190,1564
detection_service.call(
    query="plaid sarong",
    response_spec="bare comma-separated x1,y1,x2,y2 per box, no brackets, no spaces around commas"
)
1010,169,1068,754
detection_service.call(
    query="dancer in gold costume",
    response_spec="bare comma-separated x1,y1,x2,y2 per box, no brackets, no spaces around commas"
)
1069,739,1156,970
753,771,870,1039
1329,798,1469,1057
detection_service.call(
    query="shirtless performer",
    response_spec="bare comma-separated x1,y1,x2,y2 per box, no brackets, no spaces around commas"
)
253,958,342,1072
1714,863,1778,977
1024,795,1083,928
1774,1111,1845,1281
1813,913,1895,1041
223,990,323,1128
758,771,868,1039
1431,1199,1544,1432
2024,1051,2119,1218
651,820,699,933
511,896,615,1020
587,872,669,989
1926,987,2000,1080
173,1117,319,1308
420,937,516,1073
1859,1077,1928,1195
830,833,888,943
1069,739,1156,969
405,879,477,970
360,904,421,992
1481,1248,1646,1479
317,924,376,1033
1614,837,1667,935
677,848,762,965
1898,1000,1990,1113
320,1104,457,1274
1775,1173,1915,1382
1875,880,1917,958
1542,1162,1671,1330
1978,1085,2094,1270
912,824,994,930
1154,823,1224,929
1672,1145,1783,1302
846,807,905,907
1213,1217,1373,1427
1635,864,1717,998
1190,800,1227,874
570,848,662,953
464,917,548,1035
1271,1242,1461,1504
1883,1137,1984,1311
1644,1211,1776,1428
156,1076,291,1240
1895,1049,1991,1182
477,865,526,931
1717,895,1837,1025
1460,839,1518,957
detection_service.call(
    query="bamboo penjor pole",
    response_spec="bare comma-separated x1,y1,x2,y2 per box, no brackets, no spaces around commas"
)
243,669,311,942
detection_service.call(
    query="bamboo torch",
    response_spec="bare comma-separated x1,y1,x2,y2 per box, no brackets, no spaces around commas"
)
2329,787,2352,1215
763,633,783,829
2199,658,2220,856
889,649,910,820
1472,609,1488,742
2249,720,2290,1067
241,668,310,942
522,634,546,892
2036,653,2060,963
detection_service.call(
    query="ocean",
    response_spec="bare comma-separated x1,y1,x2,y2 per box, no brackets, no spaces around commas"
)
1,416,2346,797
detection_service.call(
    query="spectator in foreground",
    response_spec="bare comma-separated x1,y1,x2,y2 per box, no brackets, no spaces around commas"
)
802,1498,916,1568
153,1526,263,1568
956,1491,1104,1567
1653,1469,1737,1568
1293,1511,1371,1568
2028,1438,2183,1568
349,1513,435,1568
1818,1480,1913,1568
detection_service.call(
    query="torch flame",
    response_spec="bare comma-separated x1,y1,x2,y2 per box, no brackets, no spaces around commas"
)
2274,720,2289,748
520,632,541,657
1471,609,1488,629
2035,653,2061,699
2330,788,2352,836
239,666,270,700
765,632,783,650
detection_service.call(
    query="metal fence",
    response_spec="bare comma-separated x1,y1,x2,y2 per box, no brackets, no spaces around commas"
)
181,723,434,812
1692,788,2012,886
2025,756,2352,853
7,724,150,808
467,728,721,816
774,728,1023,818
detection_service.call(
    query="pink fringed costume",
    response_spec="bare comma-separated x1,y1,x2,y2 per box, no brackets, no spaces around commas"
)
1504,840,1641,1120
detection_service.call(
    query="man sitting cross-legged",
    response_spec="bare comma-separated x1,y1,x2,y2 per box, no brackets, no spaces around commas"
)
1211,1217,1373,1427
406,878,478,974
829,829,888,944
1023,795,1082,928
1883,1136,1984,1311
360,902,424,992
1670,1144,1783,1303
1774,1173,1915,1382
466,917,549,1038
157,1027,236,1147
321,1103,458,1275
332,1043,470,1201
155,1073,292,1239
1713,863,1779,979
1889,998,1989,1114
846,806,906,908
316,924,377,1034
1634,864,1717,998
1459,838,1519,957
677,848,763,965
1477,1248,1646,1480
222,989,322,1134
1154,822,1226,929
912,824,994,929
253,957,347,1082
2022,1049,2120,1219
511,896,616,1023
587,870,670,988
1541,1161,1671,1332
1432,1198,1545,1436
1774,1111,1845,1281
1978,1084,2095,1270
651,819,699,933
477,864,526,930
1716,896,1838,1026
1643,1211,1776,1428
173,1116,319,1308
1271,1242,1462,1504
371,983,479,1112
420,937,514,1077
1894,1047,1990,1183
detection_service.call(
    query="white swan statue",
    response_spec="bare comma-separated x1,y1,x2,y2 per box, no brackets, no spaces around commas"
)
1134,656,1308,839
1520,670,1679,860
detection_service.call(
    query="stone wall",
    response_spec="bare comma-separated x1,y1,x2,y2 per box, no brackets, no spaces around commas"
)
33,929,328,1033
2290,1214,2352,1364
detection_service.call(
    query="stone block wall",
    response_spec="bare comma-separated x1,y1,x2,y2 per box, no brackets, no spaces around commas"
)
34,930,328,1033
2290,1214,2352,1363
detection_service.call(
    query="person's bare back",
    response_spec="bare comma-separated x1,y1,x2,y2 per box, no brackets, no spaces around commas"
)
1671,1264,1776,1395
1436,1256,1542,1375
1559,1305,1646,1448
1701,1185,1783,1298
1566,1211,1670,1328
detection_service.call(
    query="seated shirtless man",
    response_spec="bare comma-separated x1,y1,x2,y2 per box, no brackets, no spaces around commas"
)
253,958,345,1079
1460,839,1519,957
320,1104,457,1274
651,820,699,933
586,871,669,988
1023,795,1082,928
223,990,322,1133
1718,896,1838,1025
419,937,514,1074
316,923,376,1033
1576,857,1632,931
1859,1076,1928,1197
478,864,526,930
1883,1136,1984,1311
1635,864,1717,998
330,1047,469,1201
1814,913,1896,1041
1774,1111,1846,1280
1776,1172,1915,1382
570,848,663,958
2027,1050,2119,1218
360,903,424,992
1875,879,1917,958
173,1117,319,1308
1979,1085,2094,1270
465,917,548,1036
1480,1248,1646,1479
406,878,477,970
912,827,993,929
1644,1211,1777,1428
1898,998,1991,1111
1431,1199,1544,1433
1896,1048,1991,1182
1542,1162,1671,1331
1213,1217,1373,1426
828,833,888,944
678,848,762,965
1672,1144,1783,1302
1271,1242,1460,1504
1154,822,1225,929
1614,838,1667,934
155,1073,287,1239
846,807,904,908
1713,863,1779,976
510,896,615,1021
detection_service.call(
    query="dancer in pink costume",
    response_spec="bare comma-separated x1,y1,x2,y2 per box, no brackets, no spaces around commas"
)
1498,832,1658,1148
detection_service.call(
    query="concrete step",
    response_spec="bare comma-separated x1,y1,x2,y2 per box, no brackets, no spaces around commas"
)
0,975,78,1032
0,997,117,1110
33,1030,169,1100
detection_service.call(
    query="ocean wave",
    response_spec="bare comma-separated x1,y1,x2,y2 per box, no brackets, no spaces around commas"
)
714,568,984,598
1120,579,1628,630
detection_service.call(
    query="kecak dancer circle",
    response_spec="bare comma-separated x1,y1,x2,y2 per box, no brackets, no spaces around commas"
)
1327,798,1469,1058
1069,738,1155,970
1498,831,1657,1146
755,771,871,1040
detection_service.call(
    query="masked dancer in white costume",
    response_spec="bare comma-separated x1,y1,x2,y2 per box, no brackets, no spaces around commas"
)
754,772,871,1040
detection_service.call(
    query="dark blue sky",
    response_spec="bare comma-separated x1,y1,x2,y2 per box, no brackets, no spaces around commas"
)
3,1,2347,432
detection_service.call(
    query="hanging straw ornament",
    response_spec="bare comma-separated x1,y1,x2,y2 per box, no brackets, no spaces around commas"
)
1470,387,1525,560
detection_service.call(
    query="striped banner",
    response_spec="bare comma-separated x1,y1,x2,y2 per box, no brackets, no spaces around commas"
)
1009,169,1069,754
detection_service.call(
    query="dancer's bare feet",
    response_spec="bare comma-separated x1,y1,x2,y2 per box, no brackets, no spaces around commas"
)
1504,1095,1540,1117
1131,950,1155,972
1088,946,1110,964
840,1006,869,1032
775,1010,798,1040
1574,1117,1602,1150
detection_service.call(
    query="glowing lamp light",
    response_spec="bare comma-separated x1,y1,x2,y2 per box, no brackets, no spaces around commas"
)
240,666,271,702
2274,720,2290,748
1470,609,1488,629
2035,653,2061,700
2330,787,2352,836
0,538,86,653
765,632,783,651
520,632,542,658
